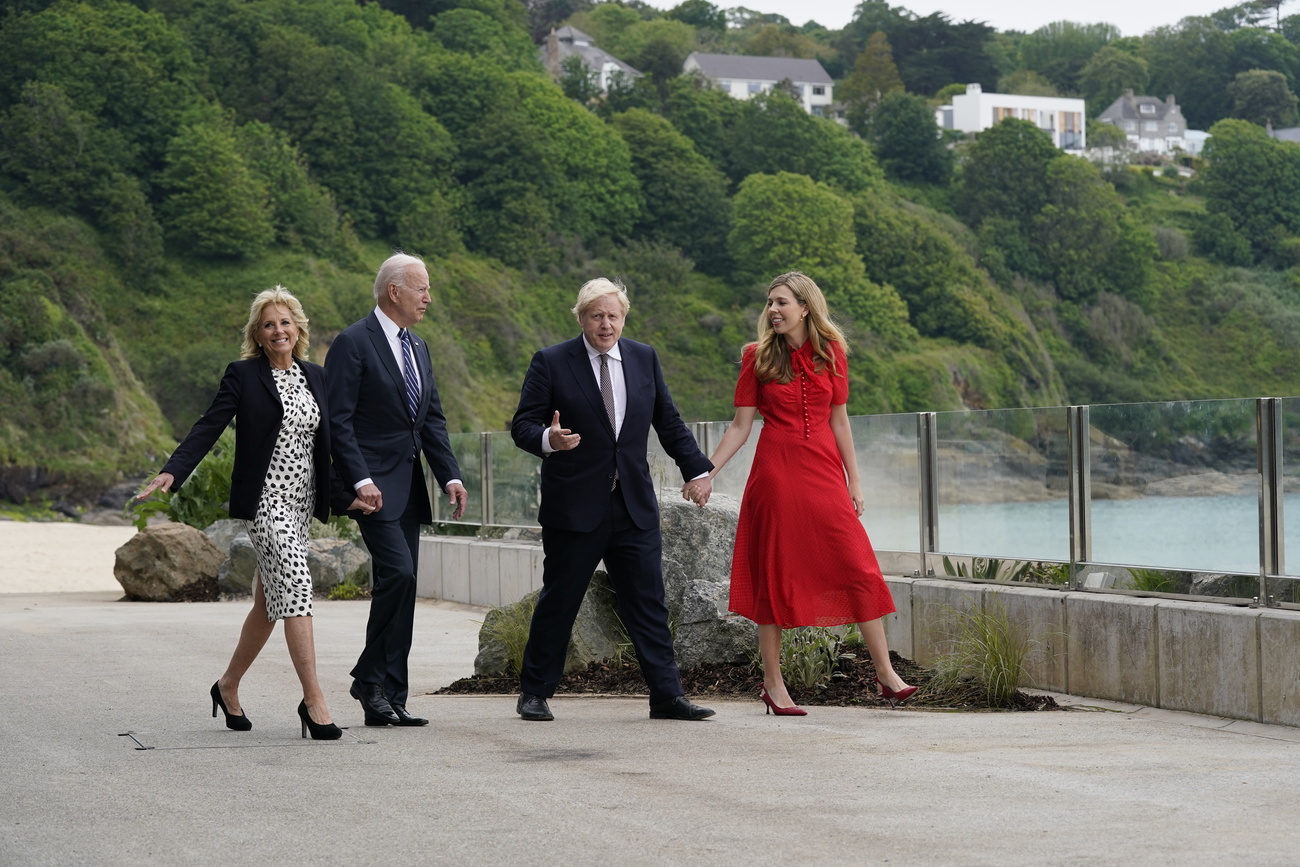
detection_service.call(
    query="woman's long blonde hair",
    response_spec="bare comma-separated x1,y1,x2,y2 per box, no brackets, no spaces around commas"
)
240,285,310,361
749,272,848,384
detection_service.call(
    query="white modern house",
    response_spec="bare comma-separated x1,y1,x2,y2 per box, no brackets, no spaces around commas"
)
1096,90,1187,154
542,26,641,92
938,83,1086,151
683,52,834,116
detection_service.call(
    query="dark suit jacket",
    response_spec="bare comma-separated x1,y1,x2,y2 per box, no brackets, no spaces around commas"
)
326,311,461,523
162,355,337,522
510,336,712,533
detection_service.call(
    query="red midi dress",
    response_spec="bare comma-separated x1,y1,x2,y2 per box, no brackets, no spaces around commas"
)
727,341,896,628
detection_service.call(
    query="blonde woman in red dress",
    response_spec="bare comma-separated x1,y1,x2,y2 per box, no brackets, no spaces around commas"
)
683,272,915,715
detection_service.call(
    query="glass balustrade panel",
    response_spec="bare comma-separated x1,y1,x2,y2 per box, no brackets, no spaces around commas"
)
430,432,482,526
933,407,1070,573
1273,398,1300,606
488,430,542,527
853,413,920,552
1088,399,1258,591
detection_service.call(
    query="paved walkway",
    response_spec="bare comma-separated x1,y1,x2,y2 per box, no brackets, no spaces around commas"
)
2,590,1299,866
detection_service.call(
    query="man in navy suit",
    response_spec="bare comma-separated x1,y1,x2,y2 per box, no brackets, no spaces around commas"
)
510,278,716,722
327,253,468,726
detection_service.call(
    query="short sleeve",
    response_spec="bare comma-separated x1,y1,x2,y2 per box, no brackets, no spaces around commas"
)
734,344,758,407
830,342,849,406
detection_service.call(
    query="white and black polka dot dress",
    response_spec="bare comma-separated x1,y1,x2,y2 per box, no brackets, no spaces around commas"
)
247,363,319,621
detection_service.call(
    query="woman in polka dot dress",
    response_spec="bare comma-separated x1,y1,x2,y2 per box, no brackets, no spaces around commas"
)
682,272,915,716
137,287,369,740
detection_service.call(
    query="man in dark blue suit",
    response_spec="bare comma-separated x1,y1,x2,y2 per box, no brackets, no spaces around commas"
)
510,278,716,722
327,253,468,727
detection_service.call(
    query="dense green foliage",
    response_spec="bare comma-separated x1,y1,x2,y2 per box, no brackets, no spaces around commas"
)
6,0,1300,506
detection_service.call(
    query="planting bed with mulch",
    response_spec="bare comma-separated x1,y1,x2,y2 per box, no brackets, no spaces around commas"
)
436,651,1060,712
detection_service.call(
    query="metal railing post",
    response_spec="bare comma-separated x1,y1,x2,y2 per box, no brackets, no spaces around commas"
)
917,412,938,576
1257,398,1283,606
1067,405,1092,589
480,432,493,529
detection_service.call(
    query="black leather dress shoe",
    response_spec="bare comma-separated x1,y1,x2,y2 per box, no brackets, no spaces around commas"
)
649,695,716,720
350,680,399,726
516,692,554,721
390,703,429,726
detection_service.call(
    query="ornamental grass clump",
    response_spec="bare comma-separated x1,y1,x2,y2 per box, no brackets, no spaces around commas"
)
920,599,1029,709
779,627,845,689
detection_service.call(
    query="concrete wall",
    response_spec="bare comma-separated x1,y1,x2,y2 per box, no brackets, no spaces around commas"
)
417,537,1300,726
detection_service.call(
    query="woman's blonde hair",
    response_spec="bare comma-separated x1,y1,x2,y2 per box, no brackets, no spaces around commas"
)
749,271,848,384
240,285,310,361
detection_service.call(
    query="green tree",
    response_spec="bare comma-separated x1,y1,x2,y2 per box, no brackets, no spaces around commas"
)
955,118,1061,279
1018,21,1120,94
837,3,998,96
159,119,275,258
232,121,342,256
1145,19,1234,128
839,31,904,135
666,0,726,33
1227,68,1300,127
1197,118,1300,264
869,91,952,184
996,70,1060,96
429,7,541,71
1079,45,1150,117
1032,156,1155,303
728,172,912,339
726,91,884,193
663,75,745,171
610,20,698,90
611,109,731,274
559,54,601,104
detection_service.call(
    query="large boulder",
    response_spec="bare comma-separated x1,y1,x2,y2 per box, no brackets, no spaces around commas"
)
217,532,258,594
114,522,226,601
308,537,371,590
473,491,756,675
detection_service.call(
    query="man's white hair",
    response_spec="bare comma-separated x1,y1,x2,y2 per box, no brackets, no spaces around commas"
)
373,252,426,300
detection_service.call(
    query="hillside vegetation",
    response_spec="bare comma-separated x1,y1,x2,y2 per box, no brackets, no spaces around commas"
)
3,0,1300,504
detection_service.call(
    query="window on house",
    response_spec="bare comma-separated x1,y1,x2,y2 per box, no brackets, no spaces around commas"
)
811,105,825,117
719,80,731,93
994,106,1015,122
748,81,762,95
1168,123,1179,133
1123,120,1137,131
812,86,825,96
1140,104,1156,114
1021,108,1035,120
1143,120,1158,132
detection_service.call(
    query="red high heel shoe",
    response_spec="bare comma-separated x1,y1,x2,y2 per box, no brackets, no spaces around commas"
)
759,685,807,716
874,676,918,707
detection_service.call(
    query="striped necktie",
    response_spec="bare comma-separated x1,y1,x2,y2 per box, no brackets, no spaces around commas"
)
399,328,420,420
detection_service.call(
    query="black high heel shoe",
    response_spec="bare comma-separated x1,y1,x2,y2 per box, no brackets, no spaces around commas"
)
298,700,342,740
210,681,252,731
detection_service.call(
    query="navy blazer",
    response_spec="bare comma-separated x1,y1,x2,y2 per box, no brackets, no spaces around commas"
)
326,311,461,523
510,336,712,533
162,355,338,522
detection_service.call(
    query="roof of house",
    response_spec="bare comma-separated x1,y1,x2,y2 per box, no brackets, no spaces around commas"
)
1270,126,1300,143
1098,90,1183,123
543,26,640,78
685,52,832,85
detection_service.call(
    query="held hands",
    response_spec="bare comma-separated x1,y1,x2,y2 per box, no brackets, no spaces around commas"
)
681,476,713,508
347,497,377,515
447,482,468,521
547,411,580,451
135,472,175,500
357,482,383,513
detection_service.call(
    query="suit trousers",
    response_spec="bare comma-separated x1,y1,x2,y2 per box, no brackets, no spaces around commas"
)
350,463,423,706
520,486,684,705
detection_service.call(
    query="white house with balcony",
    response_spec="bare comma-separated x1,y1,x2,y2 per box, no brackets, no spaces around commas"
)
683,53,834,116
1096,90,1187,154
939,83,1086,151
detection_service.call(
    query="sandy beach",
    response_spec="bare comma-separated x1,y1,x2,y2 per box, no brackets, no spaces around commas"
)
0,520,135,594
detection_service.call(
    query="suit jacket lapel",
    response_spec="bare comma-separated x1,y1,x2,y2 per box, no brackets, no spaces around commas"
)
566,338,613,438
365,312,408,415
617,340,645,441
254,354,281,405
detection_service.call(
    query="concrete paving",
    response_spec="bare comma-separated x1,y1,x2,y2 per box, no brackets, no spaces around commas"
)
2,591,1300,866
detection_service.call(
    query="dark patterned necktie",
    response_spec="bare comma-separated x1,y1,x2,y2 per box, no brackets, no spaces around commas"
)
399,329,420,420
600,353,618,489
